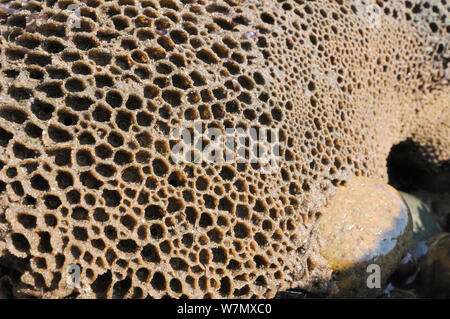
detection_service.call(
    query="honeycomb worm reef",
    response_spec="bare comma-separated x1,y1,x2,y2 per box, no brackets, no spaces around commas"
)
0,0,448,298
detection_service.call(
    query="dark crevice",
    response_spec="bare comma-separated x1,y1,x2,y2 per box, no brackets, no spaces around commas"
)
387,138,450,193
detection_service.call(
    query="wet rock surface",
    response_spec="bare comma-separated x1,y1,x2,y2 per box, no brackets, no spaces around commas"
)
318,177,413,298
417,233,450,298
386,193,440,292
400,192,441,242
381,283,418,299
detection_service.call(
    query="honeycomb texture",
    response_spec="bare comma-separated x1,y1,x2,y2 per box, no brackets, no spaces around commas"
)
0,0,448,298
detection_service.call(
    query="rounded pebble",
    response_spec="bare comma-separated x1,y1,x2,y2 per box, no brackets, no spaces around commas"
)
318,177,413,297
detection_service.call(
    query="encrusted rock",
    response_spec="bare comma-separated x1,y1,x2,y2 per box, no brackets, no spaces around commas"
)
318,177,413,298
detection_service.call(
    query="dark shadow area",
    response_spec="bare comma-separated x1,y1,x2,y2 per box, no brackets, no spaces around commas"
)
387,138,450,194
0,252,31,299
387,138,450,233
